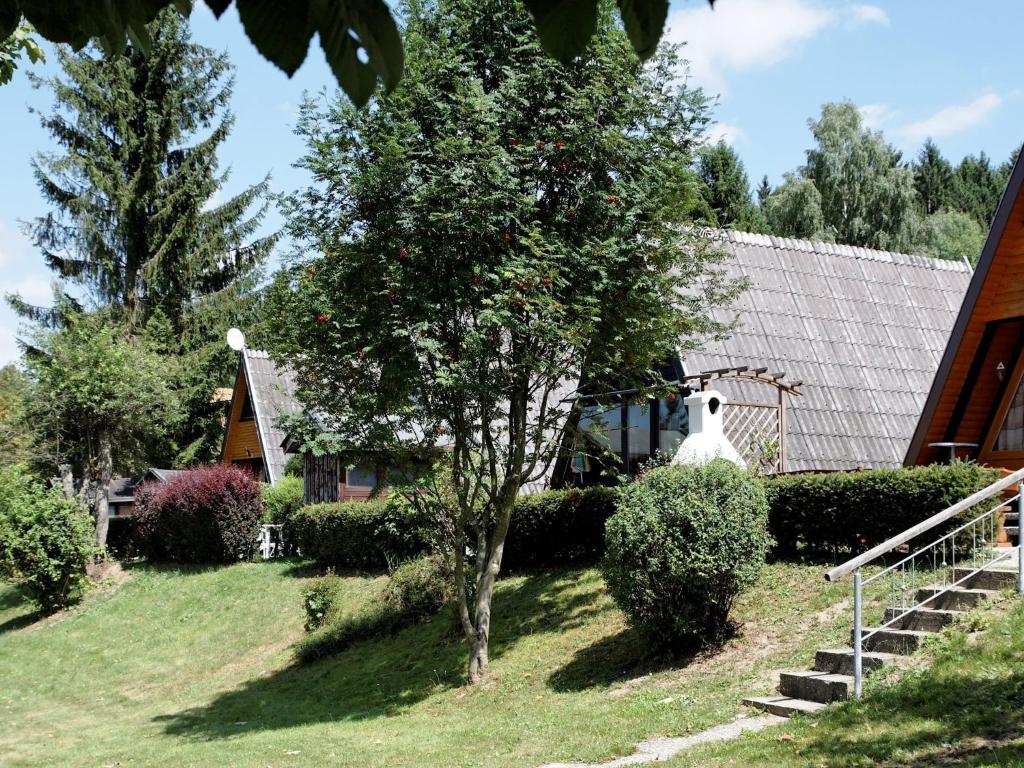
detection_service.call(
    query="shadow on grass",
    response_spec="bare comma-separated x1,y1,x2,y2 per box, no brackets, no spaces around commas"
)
0,588,40,634
155,569,609,739
796,668,1024,767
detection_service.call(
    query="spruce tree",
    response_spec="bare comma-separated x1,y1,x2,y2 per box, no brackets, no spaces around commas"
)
695,140,764,231
950,151,1009,227
19,9,274,465
913,138,954,215
756,175,772,208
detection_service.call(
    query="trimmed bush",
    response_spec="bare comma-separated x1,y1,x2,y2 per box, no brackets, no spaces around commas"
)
262,475,305,525
603,461,771,648
502,486,619,569
133,465,264,564
0,465,94,612
290,500,426,571
298,554,450,661
293,486,619,572
762,462,1000,555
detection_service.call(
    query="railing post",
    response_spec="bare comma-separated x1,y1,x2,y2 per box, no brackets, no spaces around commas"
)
853,570,863,699
1017,494,1024,595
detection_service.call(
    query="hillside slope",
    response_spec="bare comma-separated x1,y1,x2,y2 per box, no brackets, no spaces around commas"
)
0,560,849,768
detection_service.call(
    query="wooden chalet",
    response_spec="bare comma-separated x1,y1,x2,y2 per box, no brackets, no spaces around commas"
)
220,348,302,484
906,150,1024,469
223,229,973,503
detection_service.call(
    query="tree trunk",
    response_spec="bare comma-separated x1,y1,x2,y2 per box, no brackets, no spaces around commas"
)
59,463,75,500
93,433,112,550
465,495,515,684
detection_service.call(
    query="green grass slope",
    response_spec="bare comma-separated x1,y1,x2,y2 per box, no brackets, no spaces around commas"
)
666,597,1024,767
0,559,849,768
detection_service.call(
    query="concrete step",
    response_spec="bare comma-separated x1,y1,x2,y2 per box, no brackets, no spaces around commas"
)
813,648,897,677
952,567,1018,591
915,586,999,610
1005,526,1020,538
882,607,962,632
743,695,827,717
1003,511,1019,524
858,628,932,654
779,670,853,703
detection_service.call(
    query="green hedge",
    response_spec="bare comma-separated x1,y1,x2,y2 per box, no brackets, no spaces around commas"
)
762,462,1000,555
290,500,427,571
502,486,619,570
292,486,620,572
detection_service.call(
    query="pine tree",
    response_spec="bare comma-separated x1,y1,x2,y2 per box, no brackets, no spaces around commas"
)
18,9,274,465
695,140,764,231
950,151,1009,227
913,138,954,215
756,175,772,208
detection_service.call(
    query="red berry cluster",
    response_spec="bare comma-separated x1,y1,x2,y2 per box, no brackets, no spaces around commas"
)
316,313,328,324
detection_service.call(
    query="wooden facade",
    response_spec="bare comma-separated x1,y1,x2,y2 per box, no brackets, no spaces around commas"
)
907,150,1024,469
303,453,380,504
221,364,266,481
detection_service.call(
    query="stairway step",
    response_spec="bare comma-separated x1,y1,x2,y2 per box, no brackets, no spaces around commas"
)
814,648,897,676
1003,511,1019,524
858,628,932,654
743,695,827,717
952,567,1018,591
779,670,853,703
915,586,999,610
882,607,962,632
1005,526,1020,538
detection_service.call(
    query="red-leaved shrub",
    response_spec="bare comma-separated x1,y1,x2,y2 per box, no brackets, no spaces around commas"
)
133,465,264,563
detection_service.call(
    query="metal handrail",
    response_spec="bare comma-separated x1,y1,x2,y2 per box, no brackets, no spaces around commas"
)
825,466,1024,700
825,466,1024,582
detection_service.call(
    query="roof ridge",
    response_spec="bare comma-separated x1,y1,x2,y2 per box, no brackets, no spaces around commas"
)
721,229,973,273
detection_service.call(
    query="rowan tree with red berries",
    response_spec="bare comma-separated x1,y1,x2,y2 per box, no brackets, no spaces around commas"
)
267,0,739,684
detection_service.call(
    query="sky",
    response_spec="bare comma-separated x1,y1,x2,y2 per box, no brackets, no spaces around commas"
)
1,0,1023,366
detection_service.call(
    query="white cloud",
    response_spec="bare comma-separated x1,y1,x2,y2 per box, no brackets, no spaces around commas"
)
666,0,888,94
898,92,1004,143
846,4,890,27
705,121,746,146
859,103,897,130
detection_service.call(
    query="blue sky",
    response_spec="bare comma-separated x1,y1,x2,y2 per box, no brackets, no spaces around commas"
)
1,0,1022,365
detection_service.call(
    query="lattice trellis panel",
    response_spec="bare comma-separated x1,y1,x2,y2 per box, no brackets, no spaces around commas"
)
723,403,782,474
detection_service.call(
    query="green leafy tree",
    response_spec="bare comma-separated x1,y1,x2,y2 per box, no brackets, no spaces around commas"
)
783,102,918,251
764,175,826,240
25,314,179,549
695,140,765,231
268,0,737,682
949,151,1010,228
914,209,985,265
15,9,273,465
0,365,35,467
913,138,954,216
0,22,43,84
0,1,710,104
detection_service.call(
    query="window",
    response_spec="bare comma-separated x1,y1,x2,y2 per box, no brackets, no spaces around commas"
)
626,402,652,471
995,375,1024,451
238,388,254,422
578,404,623,454
347,464,378,488
658,395,688,455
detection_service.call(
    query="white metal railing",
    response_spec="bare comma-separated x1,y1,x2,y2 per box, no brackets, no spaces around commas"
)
826,467,1024,699
259,524,285,559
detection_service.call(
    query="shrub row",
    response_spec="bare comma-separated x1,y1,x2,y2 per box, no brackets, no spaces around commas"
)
291,486,620,572
761,462,1000,554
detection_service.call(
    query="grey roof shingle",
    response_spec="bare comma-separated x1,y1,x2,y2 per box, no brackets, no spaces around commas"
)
683,231,972,471
242,349,302,484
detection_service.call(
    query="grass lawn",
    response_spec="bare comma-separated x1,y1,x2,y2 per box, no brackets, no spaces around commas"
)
664,595,1024,768
0,558,853,768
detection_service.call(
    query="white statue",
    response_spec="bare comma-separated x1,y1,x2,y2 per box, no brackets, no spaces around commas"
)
671,389,746,469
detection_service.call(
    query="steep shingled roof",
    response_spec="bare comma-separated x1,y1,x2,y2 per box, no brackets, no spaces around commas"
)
682,231,973,471
241,349,302,484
